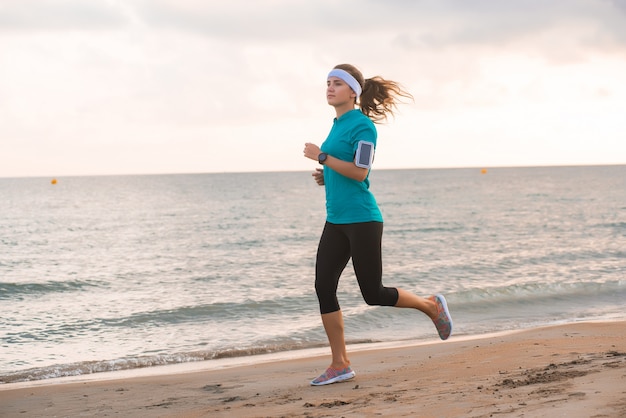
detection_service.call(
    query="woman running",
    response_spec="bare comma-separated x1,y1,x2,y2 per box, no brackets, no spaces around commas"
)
303,63,453,386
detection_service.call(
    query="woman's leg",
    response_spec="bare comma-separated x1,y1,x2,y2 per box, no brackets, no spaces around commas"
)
315,223,352,369
395,288,437,318
321,310,350,369
348,222,449,336
348,222,399,307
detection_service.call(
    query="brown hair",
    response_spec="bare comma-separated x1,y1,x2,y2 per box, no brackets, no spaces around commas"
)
333,63,413,123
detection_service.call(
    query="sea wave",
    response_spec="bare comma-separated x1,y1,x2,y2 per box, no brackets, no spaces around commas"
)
451,279,625,304
0,279,102,300
0,341,336,384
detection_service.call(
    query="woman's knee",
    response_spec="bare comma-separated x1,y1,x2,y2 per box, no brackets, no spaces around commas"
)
315,280,339,313
362,292,385,306
361,286,398,307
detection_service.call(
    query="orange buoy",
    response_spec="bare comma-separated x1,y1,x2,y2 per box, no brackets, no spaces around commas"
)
480,168,487,175
51,178,57,185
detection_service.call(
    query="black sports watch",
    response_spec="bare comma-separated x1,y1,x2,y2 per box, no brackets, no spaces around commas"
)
318,152,328,165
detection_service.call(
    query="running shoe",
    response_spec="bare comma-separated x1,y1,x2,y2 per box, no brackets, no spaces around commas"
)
310,366,356,386
430,294,453,340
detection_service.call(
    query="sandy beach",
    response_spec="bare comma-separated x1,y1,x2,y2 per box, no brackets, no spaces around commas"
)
1,321,624,417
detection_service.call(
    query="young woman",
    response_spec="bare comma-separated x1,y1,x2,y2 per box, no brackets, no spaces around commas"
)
303,64,453,386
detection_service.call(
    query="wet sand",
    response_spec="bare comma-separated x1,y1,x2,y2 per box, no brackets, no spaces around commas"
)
1,321,625,417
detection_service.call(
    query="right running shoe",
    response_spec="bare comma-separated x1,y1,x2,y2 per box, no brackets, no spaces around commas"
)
310,366,356,386
430,294,453,340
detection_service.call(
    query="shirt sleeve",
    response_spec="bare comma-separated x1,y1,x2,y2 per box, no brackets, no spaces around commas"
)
351,122,377,154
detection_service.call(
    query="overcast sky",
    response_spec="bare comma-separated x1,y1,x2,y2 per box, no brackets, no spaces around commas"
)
1,0,625,177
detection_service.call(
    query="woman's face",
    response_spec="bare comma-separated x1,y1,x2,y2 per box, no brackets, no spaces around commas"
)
326,76,356,107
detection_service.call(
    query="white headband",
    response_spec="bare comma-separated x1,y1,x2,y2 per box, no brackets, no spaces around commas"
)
327,68,362,100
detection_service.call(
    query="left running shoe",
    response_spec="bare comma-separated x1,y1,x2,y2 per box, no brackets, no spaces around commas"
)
310,366,356,386
430,294,453,340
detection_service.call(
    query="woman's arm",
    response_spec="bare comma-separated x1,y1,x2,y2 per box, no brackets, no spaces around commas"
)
303,142,369,182
322,154,369,182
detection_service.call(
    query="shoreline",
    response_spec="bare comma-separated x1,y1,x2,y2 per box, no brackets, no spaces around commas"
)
0,326,527,390
2,319,614,390
1,320,625,417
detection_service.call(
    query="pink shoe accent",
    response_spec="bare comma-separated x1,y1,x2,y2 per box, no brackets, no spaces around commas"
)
310,366,356,386
429,294,453,340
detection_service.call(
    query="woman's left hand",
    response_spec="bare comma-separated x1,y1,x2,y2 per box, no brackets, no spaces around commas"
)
303,142,321,161
312,168,324,186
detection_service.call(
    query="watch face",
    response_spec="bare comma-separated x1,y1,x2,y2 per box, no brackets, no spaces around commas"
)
318,153,327,164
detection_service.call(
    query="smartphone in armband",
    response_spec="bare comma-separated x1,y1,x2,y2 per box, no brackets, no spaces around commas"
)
354,141,375,169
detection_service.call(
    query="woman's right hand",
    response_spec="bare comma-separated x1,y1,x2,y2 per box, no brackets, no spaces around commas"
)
312,168,324,186
303,142,321,161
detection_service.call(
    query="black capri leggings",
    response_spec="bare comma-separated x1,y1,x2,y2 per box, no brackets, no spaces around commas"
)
315,221,399,314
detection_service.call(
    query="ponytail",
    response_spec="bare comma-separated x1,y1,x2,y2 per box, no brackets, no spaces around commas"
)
332,64,413,123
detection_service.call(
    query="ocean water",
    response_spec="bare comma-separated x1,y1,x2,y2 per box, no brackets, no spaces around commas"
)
1,166,625,383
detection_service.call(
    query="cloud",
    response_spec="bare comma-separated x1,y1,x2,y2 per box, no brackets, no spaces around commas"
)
2,0,625,47
0,0,130,30
1,0,625,177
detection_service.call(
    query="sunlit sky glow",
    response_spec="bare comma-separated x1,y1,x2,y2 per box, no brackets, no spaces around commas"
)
1,0,625,177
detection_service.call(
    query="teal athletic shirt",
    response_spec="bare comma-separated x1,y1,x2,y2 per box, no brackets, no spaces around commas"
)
320,109,384,224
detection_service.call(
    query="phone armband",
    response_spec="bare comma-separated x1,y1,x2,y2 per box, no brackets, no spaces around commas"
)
354,141,375,169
